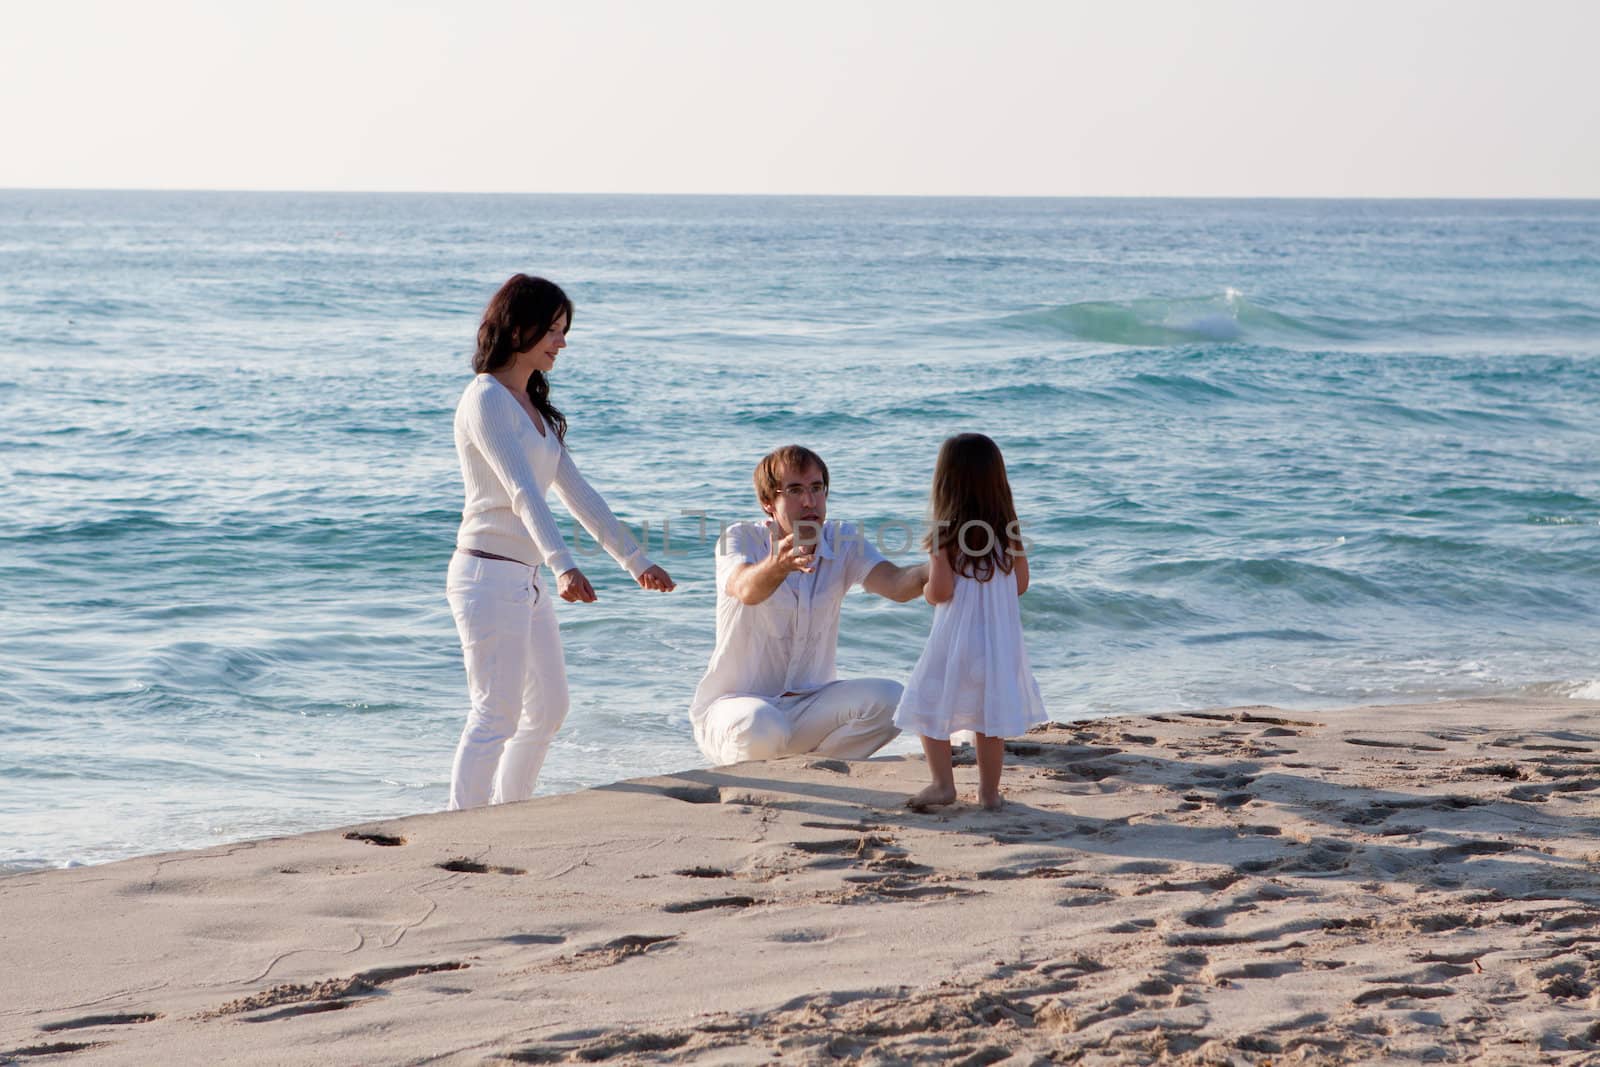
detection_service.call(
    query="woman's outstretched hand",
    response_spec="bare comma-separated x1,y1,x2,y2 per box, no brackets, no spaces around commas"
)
636,564,676,592
557,568,598,603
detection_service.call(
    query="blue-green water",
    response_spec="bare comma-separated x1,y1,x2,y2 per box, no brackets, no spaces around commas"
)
3,192,1598,871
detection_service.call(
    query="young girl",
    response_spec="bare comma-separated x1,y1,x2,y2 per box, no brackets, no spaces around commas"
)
895,433,1047,811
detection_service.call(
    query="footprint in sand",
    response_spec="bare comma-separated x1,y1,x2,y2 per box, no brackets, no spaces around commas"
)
510,1031,691,1062
789,835,902,869
241,1000,357,1023
550,934,677,972
1536,959,1595,999
1346,737,1448,753
437,858,525,875
1489,733,1598,755
1037,954,1108,979
974,864,1079,881
343,831,405,847
1135,871,1242,896
1461,763,1527,781
1181,901,1257,928
801,758,851,775
1280,843,1355,874
1209,960,1305,981
661,896,759,914
1351,985,1454,1006
790,836,891,854
837,877,976,903
1341,804,1396,826
658,784,720,804
199,962,469,1021
1404,912,1481,934
1428,839,1518,863
1508,779,1600,803
39,1014,162,1033
1239,713,1319,727
501,933,566,945
1110,860,1178,876
1,1042,110,1058
1043,760,1124,782
1132,975,1176,995
673,866,734,879
1535,910,1600,934
1416,948,1495,965
767,930,833,943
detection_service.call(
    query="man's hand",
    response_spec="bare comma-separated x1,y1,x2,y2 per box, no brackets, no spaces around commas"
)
725,521,817,605
557,568,598,603
768,520,817,575
636,564,676,592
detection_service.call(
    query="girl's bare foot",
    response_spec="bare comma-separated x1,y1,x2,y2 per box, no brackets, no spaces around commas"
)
906,783,958,811
979,791,1005,812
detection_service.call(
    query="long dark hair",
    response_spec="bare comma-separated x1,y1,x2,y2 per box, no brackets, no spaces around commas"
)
923,433,1020,581
473,274,572,442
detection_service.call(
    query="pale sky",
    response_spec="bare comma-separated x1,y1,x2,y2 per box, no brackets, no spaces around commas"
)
3,0,1597,197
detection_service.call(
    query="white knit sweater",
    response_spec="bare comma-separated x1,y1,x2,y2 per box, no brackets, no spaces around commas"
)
453,374,651,579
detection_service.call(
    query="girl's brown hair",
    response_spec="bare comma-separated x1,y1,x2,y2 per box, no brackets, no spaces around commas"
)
473,274,572,442
923,433,1020,581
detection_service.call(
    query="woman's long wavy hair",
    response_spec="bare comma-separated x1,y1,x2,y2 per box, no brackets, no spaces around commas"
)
923,433,1020,581
473,274,572,442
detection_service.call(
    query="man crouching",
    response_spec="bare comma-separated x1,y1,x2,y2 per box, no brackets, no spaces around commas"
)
689,445,929,765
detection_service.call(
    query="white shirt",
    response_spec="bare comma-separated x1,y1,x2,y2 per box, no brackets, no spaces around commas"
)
453,374,651,579
688,519,887,731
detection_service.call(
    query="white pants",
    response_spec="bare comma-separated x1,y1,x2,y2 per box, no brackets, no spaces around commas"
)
695,678,902,766
445,553,568,810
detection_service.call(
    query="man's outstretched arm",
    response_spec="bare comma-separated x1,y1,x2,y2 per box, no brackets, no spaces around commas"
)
862,559,928,603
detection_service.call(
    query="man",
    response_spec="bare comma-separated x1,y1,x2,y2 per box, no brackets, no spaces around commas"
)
689,445,929,766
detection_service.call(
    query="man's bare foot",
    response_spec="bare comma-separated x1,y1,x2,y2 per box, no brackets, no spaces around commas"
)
979,791,1005,812
906,783,958,811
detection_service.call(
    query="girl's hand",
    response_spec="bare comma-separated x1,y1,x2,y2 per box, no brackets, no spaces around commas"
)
636,564,676,592
557,568,598,603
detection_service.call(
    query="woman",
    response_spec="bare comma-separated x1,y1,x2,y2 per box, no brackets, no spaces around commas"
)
447,274,674,810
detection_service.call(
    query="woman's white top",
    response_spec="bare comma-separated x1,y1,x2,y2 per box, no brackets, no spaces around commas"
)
453,374,651,579
894,566,1047,740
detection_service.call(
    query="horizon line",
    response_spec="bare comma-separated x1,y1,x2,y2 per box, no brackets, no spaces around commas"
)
3,186,1598,203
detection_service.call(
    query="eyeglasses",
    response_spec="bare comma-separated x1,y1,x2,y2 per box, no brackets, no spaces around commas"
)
779,483,829,500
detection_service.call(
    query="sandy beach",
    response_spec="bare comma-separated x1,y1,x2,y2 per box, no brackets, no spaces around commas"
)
4,697,1599,1065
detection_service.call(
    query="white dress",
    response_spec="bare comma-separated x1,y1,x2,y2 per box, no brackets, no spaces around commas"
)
894,567,1048,740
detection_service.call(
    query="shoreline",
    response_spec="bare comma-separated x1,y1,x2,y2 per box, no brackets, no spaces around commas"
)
4,696,1599,1064
11,687,1600,879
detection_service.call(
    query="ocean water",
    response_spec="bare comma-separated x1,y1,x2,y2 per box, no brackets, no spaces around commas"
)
2,192,1598,873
